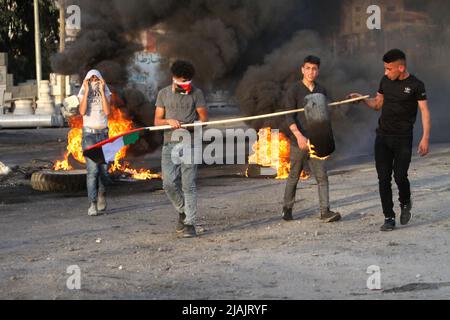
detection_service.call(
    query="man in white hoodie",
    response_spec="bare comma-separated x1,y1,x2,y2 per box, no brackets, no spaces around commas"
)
78,70,111,216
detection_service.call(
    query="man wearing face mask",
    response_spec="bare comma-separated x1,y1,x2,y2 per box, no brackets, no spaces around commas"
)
154,60,208,238
78,69,111,216
350,49,431,232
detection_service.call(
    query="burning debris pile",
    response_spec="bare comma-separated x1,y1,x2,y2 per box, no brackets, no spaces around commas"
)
246,127,330,180
247,128,291,180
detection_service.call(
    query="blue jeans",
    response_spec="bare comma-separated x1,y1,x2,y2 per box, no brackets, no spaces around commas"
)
82,128,110,203
161,142,198,226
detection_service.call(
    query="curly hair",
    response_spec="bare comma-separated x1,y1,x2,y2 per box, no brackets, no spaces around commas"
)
170,60,196,80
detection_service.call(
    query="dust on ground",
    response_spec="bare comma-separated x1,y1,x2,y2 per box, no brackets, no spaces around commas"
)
1,128,450,299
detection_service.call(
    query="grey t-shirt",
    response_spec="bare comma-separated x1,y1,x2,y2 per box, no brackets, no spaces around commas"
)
156,85,206,143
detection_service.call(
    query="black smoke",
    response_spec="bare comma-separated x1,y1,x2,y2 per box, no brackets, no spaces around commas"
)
51,0,450,158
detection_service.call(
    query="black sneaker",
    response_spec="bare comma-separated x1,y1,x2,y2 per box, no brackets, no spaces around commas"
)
181,225,197,238
400,201,413,226
176,212,186,233
380,218,396,232
320,210,341,223
282,207,293,221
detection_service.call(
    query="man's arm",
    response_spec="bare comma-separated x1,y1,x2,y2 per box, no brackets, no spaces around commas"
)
154,107,181,129
100,79,111,117
418,100,431,157
196,107,208,123
78,80,89,116
349,93,384,111
290,123,309,151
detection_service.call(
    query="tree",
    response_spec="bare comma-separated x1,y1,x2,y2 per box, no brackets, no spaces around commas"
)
0,0,58,84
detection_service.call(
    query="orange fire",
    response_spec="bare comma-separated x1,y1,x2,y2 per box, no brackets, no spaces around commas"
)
308,140,330,161
54,103,160,180
54,116,84,170
247,128,291,180
247,128,332,180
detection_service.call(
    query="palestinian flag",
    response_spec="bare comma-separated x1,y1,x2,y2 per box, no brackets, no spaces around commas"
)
83,129,144,164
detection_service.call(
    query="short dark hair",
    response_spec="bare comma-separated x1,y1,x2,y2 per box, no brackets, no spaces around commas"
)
171,60,196,80
303,55,321,67
383,49,406,63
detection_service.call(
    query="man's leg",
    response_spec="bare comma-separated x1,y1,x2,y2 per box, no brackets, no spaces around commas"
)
375,136,396,231
309,158,341,222
161,144,185,215
86,157,99,203
308,158,329,213
375,136,396,218
83,132,101,216
282,143,307,220
393,137,413,225
97,163,109,211
96,131,111,212
181,163,198,226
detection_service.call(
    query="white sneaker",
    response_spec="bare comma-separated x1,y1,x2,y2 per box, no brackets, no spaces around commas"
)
88,202,99,216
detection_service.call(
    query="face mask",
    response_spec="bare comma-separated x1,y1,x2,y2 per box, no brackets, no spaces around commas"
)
173,79,192,95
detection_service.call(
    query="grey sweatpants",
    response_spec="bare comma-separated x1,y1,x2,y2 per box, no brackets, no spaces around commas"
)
283,143,330,213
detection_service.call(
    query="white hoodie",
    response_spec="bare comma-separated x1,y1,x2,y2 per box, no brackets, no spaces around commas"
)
77,69,112,129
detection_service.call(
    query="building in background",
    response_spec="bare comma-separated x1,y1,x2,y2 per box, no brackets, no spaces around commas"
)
337,0,434,63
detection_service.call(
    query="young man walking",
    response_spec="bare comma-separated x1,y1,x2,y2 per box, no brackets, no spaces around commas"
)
282,55,341,223
154,60,208,238
78,69,111,216
351,49,431,231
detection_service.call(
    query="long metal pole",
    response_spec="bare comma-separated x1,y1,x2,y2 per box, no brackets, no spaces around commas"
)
34,0,42,92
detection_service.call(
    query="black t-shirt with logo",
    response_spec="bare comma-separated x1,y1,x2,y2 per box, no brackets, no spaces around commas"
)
377,74,427,136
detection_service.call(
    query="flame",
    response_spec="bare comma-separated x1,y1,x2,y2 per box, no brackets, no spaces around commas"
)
54,98,160,180
300,169,310,180
247,128,291,180
54,116,83,170
308,140,330,161
247,128,329,179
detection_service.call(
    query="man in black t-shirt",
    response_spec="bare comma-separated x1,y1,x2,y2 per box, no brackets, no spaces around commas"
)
281,55,341,223
350,49,431,232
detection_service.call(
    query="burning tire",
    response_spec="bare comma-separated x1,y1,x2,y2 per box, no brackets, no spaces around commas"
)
31,170,87,192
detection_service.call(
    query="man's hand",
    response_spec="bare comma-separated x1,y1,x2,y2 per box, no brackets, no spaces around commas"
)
296,135,309,151
99,78,106,93
167,119,182,129
349,92,383,111
348,93,364,101
83,79,89,93
418,138,429,157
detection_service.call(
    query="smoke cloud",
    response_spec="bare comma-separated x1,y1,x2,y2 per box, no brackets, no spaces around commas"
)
51,0,450,158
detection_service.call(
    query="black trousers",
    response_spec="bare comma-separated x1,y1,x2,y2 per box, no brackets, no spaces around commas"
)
375,135,413,218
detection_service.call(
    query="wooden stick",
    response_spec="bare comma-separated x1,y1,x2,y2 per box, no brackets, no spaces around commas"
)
145,95,370,132
328,95,370,106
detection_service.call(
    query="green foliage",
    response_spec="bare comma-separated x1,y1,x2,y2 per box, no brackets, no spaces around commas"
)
0,0,59,84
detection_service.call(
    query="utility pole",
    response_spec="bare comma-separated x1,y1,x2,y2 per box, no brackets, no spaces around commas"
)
34,0,42,92
59,0,66,101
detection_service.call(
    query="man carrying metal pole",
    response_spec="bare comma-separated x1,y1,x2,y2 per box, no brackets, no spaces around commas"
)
350,49,431,232
281,55,341,223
